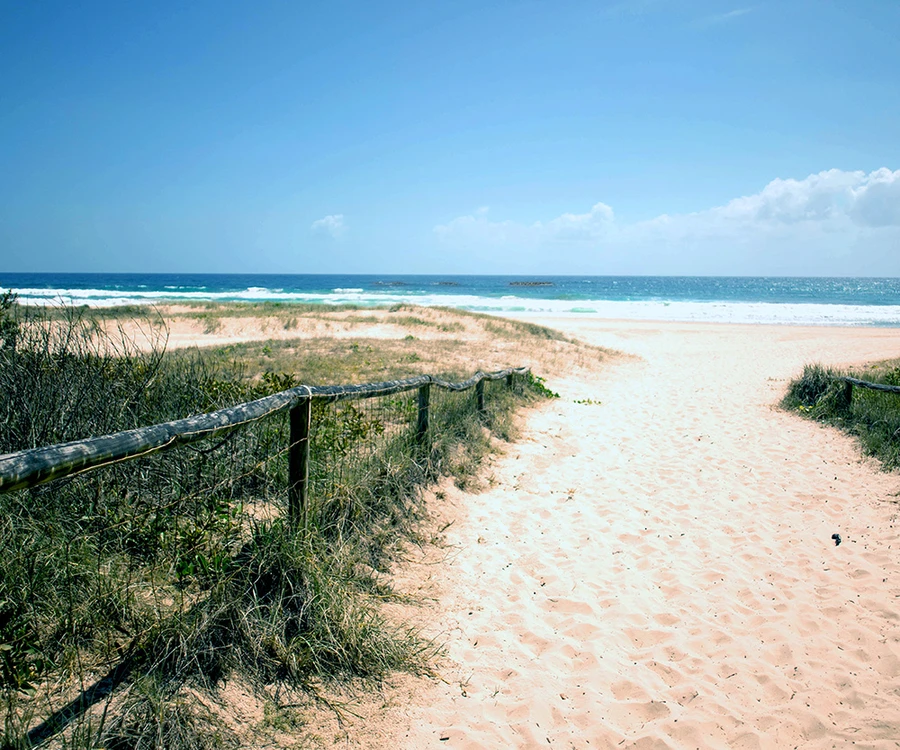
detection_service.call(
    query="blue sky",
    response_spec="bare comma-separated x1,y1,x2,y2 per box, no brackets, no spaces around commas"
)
1,0,899,275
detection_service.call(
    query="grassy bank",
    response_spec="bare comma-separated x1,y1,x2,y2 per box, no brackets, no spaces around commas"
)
87,300,607,381
0,298,570,749
783,360,900,469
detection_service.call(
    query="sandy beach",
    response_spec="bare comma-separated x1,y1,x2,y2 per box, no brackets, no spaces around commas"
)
340,317,900,750
89,308,900,748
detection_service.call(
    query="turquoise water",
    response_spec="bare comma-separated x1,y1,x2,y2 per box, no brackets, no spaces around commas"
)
2,273,899,326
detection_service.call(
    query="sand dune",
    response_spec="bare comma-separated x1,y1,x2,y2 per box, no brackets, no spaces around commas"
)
386,320,900,749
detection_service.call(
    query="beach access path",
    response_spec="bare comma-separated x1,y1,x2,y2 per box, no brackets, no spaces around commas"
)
380,320,900,750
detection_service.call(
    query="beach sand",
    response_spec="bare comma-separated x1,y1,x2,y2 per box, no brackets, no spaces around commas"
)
121,310,900,749
342,318,900,750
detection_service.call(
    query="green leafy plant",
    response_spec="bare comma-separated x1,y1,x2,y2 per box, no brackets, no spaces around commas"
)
524,372,560,399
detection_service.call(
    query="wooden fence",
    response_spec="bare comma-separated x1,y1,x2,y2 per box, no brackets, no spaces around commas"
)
832,376,900,409
841,376,900,396
0,367,529,526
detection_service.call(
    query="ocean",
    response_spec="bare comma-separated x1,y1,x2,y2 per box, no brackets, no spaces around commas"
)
2,273,900,327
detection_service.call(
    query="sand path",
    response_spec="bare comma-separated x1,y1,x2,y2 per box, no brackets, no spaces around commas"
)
397,321,900,749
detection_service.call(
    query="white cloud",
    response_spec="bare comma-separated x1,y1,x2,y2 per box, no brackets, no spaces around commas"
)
545,202,615,240
684,168,900,229
310,214,346,238
850,168,900,227
434,202,615,246
433,169,900,275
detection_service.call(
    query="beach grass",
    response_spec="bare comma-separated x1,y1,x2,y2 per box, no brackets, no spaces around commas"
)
0,298,560,749
783,360,900,469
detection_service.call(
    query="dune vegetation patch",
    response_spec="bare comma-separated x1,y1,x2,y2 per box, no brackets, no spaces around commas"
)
90,300,611,384
0,296,574,749
783,359,900,469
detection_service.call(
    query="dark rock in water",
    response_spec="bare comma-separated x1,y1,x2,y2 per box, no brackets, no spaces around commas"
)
832,533,842,546
509,281,554,287
434,281,460,286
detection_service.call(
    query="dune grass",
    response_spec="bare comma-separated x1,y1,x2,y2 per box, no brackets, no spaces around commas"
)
783,360,900,469
0,297,549,749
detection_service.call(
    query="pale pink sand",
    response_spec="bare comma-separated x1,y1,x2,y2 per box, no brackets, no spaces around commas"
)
392,320,900,750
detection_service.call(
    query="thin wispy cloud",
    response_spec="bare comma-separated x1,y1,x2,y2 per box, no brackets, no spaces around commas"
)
693,7,753,28
310,214,346,239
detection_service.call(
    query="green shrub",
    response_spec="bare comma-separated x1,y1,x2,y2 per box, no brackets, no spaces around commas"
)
784,363,836,409
784,360,900,468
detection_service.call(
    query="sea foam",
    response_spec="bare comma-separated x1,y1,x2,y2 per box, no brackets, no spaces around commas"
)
7,283,900,327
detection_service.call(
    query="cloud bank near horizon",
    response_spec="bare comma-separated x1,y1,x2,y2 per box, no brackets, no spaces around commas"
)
434,169,900,276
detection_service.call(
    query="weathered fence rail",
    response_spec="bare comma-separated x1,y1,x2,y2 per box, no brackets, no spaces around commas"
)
842,376,900,396
0,367,530,525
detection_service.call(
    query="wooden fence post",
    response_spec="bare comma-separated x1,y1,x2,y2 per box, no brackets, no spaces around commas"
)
476,378,485,415
288,397,311,529
841,380,853,410
416,384,430,445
